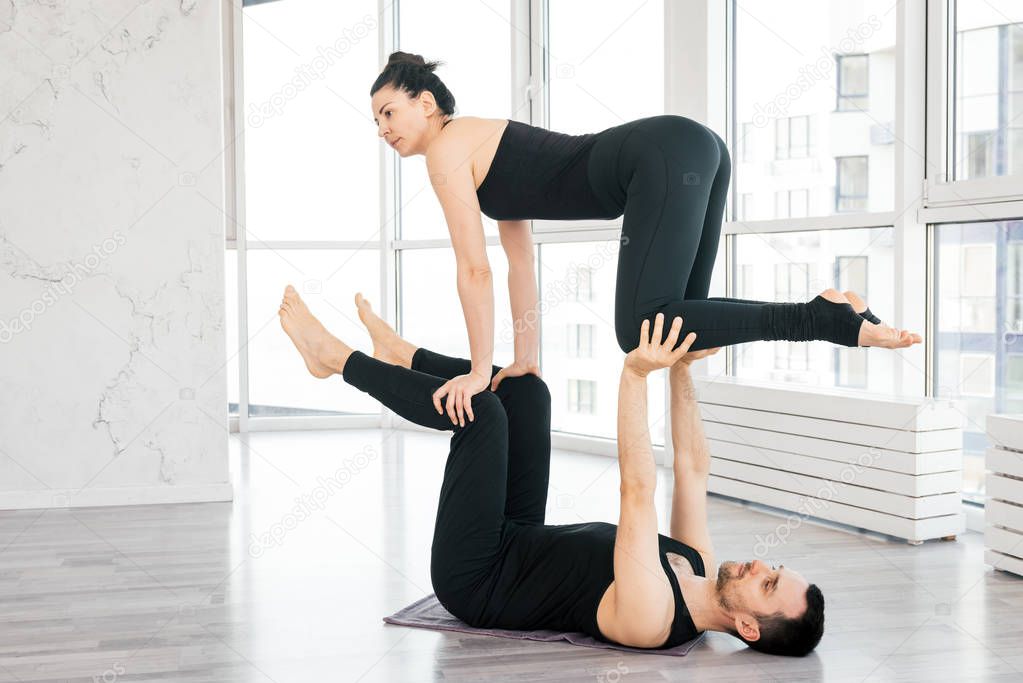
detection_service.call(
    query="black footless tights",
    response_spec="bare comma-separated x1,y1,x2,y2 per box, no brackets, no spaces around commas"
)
341,348,551,619
585,115,875,352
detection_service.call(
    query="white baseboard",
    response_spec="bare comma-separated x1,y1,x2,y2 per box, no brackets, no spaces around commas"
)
0,483,234,511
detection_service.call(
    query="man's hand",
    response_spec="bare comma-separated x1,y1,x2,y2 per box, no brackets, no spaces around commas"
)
672,345,723,370
432,370,490,427
624,313,697,378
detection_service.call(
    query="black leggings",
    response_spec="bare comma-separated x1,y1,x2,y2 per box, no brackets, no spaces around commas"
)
341,347,549,619
586,115,866,352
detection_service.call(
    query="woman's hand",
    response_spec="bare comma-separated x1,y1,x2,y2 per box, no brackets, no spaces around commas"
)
624,313,698,377
433,370,491,427
490,360,541,391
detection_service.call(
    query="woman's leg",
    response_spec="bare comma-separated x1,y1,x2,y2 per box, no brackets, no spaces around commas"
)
588,115,870,353
707,296,883,325
682,129,729,301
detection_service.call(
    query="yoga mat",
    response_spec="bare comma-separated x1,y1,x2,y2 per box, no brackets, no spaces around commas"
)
383,593,704,656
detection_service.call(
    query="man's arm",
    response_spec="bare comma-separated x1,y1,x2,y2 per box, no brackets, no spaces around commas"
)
605,366,673,647
668,362,716,569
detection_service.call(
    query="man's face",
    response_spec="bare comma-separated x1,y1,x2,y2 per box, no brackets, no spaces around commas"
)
716,559,809,619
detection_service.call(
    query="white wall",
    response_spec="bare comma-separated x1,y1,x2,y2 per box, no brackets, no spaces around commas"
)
0,0,232,509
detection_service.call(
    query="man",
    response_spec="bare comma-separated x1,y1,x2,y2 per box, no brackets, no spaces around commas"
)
278,286,824,656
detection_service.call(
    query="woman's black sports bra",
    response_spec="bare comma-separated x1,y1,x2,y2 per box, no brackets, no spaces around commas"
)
474,119,617,222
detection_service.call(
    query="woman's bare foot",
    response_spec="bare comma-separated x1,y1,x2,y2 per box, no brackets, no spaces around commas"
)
842,290,869,315
279,285,352,378
816,288,921,348
355,292,416,368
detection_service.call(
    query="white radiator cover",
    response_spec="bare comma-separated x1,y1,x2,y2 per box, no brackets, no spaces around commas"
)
692,375,965,544
985,414,1023,576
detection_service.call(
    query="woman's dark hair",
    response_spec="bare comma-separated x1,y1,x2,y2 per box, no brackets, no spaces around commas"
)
736,584,825,657
370,51,456,117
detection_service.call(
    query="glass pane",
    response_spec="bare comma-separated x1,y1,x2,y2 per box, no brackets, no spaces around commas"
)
953,1,1023,180
539,241,666,444
734,0,895,217
398,0,513,240
934,219,1023,501
246,249,381,416
731,227,895,393
242,1,380,241
549,0,664,135
399,245,529,363
226,249,239,416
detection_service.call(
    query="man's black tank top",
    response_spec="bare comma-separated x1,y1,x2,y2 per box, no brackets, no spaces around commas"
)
474,520,706,649
475,119,621,221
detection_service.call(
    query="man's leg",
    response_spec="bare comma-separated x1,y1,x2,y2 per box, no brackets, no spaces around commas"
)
428,392,510,624
356,293,552,525
406,347,550,524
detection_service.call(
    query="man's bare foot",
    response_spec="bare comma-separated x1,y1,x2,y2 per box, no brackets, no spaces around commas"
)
816,288,922,349
279,285,352,378
355,292,416,368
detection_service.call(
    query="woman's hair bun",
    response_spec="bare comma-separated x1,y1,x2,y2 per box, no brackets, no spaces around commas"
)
371,51,455,117
386,50,441,73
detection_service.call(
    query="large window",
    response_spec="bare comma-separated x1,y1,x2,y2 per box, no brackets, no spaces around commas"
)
398,0,514,240
237,0,382,420
399,245,523,363
734,0,895,219
731,228,895,392
934,219,1023,501
227,1,1023,507
953,4,1023,180
548,0,664,135
242,1,380,242
246,250,379,416
539,241,665,444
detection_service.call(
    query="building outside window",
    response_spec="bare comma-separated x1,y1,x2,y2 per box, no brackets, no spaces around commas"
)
836,155,869,212
567,379,596,414
775,115,810,159
836,53,870,111
567,324,594,358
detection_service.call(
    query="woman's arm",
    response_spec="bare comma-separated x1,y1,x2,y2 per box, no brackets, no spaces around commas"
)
424,135,495,424
427,141,494,375
498,220,539,365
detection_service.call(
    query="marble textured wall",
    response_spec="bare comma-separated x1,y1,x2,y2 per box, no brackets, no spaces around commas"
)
0,0,232,508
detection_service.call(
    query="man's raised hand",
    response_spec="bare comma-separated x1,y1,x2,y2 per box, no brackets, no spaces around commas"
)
623,313,698,378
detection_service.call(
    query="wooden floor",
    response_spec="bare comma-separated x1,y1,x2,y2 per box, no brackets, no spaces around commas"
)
2,428,1021,682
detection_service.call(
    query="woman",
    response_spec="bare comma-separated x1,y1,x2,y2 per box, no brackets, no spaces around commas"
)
370,51,922,427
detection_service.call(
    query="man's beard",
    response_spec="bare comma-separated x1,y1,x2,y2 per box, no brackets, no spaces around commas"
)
716,561,738,611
